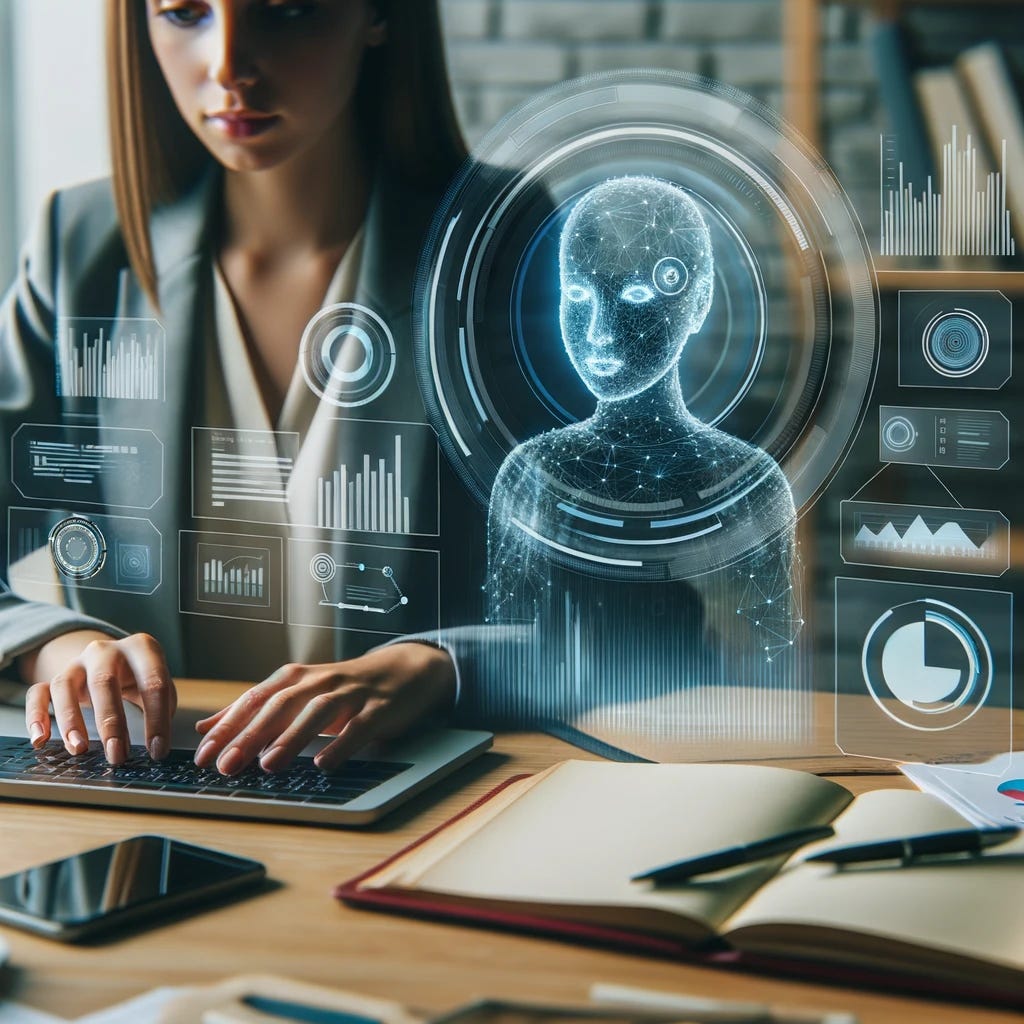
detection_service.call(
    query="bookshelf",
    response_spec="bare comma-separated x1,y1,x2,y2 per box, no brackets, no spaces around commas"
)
782,0,1024,293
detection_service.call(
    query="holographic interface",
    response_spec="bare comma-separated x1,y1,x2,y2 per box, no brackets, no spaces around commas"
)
417,72,880,757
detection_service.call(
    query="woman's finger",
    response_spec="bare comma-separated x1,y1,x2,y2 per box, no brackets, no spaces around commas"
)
48,665,90,756
121,635,176,761
24,682,52,748
258,690,366,773
194,706,229,735
213,683,357,776
81,646,132,765
314,702,389,773
193,666,303,768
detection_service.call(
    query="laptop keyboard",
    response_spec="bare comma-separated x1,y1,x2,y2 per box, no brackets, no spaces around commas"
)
0,738,411,806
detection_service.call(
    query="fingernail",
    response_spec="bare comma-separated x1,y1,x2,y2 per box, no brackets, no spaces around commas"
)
259,746,285,773
106,737,124,765
194,739,215,767
217,747,244,776
149,736,169,761
68,730,88,755
29,723,44,747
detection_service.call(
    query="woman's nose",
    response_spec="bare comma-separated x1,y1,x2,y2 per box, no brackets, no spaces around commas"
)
209,20,259,91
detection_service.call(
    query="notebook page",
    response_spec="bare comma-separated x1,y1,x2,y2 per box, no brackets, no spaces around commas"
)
725,789,1024,972
403,760,851,933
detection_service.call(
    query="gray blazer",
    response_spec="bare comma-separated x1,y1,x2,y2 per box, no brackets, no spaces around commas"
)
0,167,489,694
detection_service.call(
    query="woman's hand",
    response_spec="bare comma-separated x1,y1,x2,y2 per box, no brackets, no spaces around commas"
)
193,643,456,776
19,631,177,764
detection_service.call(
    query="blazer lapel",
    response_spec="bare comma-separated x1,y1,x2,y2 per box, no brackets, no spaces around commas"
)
95,171,218,673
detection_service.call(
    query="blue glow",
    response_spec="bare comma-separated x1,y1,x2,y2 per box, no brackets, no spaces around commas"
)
483,176,804,740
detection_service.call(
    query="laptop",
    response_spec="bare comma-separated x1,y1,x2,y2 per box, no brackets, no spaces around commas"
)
0,704,492,826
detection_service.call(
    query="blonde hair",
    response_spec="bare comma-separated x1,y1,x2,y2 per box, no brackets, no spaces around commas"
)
105,0,467,306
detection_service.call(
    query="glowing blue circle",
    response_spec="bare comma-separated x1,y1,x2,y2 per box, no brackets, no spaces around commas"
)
923,310,989,378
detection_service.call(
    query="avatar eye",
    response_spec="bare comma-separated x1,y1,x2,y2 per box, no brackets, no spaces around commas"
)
565,284,591,303
653,256,688,296
620,284,655,304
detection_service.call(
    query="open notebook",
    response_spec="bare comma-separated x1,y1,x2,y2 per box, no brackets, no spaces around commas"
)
338,761,1024,1007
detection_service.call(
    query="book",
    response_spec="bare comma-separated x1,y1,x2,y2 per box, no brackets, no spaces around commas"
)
957,42,1024,245
338,761,1024,1007
871,20,935,193
914,66,994,186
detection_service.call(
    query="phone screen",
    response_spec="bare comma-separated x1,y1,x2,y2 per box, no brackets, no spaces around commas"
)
0,836,262,931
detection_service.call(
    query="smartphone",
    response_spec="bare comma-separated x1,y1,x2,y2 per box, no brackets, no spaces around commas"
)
0,835,266,941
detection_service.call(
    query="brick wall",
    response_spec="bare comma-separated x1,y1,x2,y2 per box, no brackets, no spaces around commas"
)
439,0,1024,240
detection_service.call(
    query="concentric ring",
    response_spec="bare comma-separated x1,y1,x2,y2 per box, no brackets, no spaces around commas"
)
923,309,990,378
48,516,107,580
300,303,396,408
309,552,337,584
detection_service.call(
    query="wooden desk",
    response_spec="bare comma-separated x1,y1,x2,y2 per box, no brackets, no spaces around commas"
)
0,681,1020,1024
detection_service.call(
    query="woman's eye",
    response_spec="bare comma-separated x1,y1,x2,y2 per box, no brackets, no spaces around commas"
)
156,2,210,27
565,284,591,303
620,284,655,304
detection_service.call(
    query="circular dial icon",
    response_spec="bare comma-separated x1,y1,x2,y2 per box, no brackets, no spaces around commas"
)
48,516,107,580
300,303,396,408
861,598,993,731
923,308,989,378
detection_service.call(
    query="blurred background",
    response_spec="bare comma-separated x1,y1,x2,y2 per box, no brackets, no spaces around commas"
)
3,0,1024,286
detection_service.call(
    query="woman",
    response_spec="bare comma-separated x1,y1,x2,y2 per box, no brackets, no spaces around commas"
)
0,0,481,776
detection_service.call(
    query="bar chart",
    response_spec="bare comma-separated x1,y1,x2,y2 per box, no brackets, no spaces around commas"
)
57,319,165,400
315,424,438,536
201,555,266,600
879,130,1018,257
181,533,283,621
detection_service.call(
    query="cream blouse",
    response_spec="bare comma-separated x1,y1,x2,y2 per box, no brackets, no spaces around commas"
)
196,228,366,674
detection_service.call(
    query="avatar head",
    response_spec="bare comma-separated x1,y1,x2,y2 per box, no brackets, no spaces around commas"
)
559,176,714,402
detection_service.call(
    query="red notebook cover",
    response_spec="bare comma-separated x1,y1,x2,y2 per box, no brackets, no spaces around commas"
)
334,774,1023,1011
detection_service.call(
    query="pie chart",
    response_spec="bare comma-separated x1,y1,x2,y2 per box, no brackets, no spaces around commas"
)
997,780,1024,803
861,599,992,731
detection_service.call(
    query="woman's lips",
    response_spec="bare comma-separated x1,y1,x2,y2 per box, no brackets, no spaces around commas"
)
205,111,280,139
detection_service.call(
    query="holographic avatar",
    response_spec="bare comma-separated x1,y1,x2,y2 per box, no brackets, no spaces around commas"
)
484,177,805,745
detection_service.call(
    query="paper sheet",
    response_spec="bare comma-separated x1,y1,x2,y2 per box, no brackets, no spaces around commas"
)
901,751,1024,827
0,987,187,1024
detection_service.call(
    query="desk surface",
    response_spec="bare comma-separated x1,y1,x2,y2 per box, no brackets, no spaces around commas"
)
0,681,1020,1024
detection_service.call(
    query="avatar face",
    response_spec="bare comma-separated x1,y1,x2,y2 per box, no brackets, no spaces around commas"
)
559,176,714,402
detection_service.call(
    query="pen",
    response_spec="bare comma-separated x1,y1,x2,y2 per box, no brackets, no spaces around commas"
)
631,825,835,884
804,825,1020,866
214,995,381,1024
589,982,858,1024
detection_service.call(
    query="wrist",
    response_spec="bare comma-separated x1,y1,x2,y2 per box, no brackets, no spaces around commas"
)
357,642,456,705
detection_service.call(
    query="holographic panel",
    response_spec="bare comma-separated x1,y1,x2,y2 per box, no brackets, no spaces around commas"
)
898,291,1011,390
7,507,162,596
835,578,1012,765
879,406,1009,471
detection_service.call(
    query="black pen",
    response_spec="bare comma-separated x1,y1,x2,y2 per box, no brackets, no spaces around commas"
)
631,825,836,884
804,825,1020,866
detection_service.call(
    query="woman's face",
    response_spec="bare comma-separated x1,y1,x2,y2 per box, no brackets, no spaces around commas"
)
147,0,385,173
